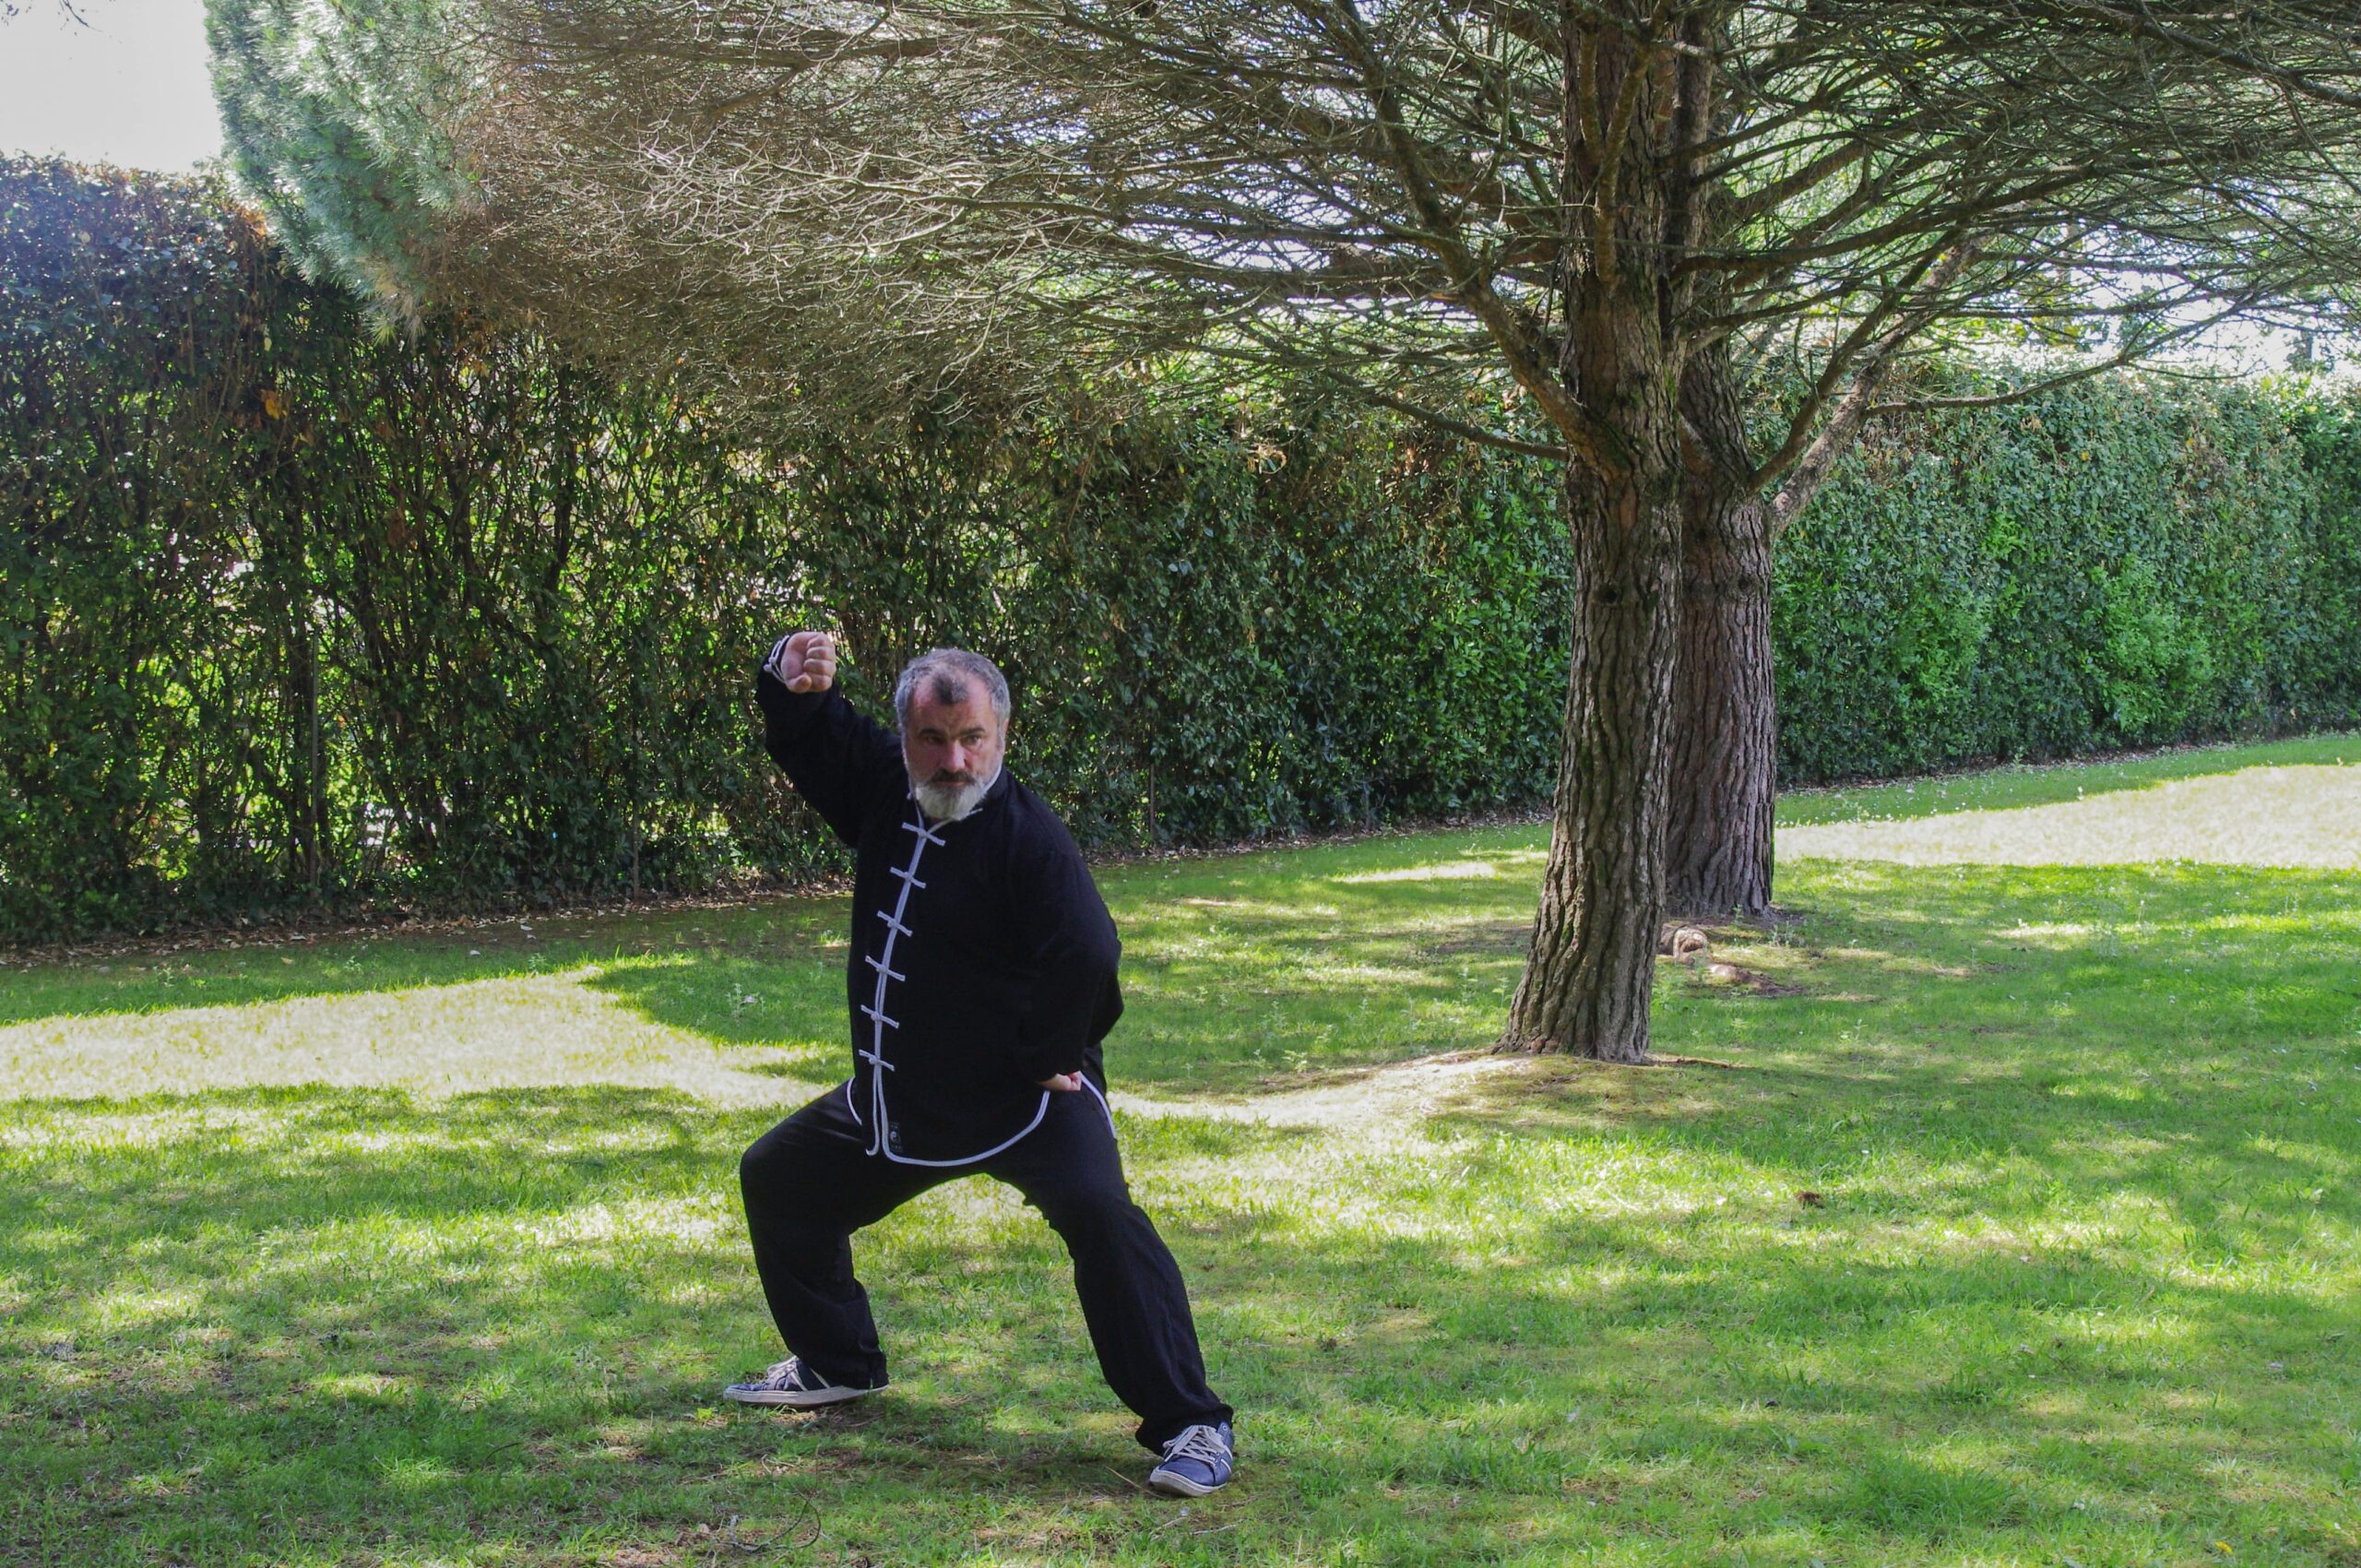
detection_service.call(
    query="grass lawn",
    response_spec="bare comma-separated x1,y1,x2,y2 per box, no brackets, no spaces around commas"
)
5,742,2359,1566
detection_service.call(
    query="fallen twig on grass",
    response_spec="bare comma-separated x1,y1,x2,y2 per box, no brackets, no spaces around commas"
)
707,1499,821,1561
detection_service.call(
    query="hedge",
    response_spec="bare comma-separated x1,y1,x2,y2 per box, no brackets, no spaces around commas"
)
1775,370,2361,780
0,162,1570,940
5,160,2357,940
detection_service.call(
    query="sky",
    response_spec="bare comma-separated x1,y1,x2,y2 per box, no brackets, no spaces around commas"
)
0,0,224,172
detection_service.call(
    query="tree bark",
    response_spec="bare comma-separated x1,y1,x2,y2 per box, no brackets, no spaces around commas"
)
1665,476,1774,917
1504,459,1682,1061
1667,346,1776,917
1502,301,1683,1062
1494,19,1693,1063
1663,289,1937,919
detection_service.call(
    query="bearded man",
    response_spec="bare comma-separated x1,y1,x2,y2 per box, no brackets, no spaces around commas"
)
725,632,1236,1498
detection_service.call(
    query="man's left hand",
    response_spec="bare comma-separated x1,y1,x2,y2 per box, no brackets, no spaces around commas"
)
1037,1073,1083,1092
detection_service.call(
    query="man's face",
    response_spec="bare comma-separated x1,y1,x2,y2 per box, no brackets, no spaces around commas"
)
903,689,1006,822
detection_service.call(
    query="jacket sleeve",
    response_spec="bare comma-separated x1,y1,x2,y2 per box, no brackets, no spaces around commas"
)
754,661,903,847
1004,815,1124,1083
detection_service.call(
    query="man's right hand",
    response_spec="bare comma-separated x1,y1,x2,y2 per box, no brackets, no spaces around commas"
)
768,631,838,694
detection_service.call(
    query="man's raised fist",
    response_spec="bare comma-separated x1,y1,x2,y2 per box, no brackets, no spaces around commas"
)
769,630,838,694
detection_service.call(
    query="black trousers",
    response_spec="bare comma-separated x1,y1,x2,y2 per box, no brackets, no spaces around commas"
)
740,1082,1232,1451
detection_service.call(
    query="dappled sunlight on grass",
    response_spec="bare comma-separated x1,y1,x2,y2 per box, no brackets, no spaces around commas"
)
1,829,1547,1101
1333,858,1508,884
6,768,2361,1562
0,898,854,1028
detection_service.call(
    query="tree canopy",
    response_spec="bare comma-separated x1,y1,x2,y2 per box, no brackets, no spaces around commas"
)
214,2,2361,433
210,0,2361,1060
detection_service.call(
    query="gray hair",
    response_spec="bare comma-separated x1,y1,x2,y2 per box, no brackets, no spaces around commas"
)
894,647,1011,730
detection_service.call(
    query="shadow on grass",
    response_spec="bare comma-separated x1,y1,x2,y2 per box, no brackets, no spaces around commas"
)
0,1085,1322,1565
6,834,2361,1561
570,829,1548,1096
3,830,1549,1099
6,976,2357,1568
1593,861,2361,1253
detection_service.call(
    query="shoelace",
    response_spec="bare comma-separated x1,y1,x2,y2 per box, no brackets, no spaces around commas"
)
1160,1425,1229,1467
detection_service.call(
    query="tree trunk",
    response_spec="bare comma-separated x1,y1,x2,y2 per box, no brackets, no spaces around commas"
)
1494,19,1690,1061
1665,469,1776,918
1663,284,1928,919
1502,373,1683,1060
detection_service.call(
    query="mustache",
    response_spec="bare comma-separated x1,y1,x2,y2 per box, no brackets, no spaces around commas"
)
928,769,978,785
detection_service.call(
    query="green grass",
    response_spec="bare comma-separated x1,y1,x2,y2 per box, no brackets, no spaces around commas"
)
1778,731,2361,825
6,754,2361,1566
1776,734,2361,873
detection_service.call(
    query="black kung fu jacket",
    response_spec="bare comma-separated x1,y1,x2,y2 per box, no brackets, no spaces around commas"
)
756,664,1123,1165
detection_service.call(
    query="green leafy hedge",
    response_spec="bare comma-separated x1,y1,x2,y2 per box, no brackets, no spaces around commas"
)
1775,371,2361,780
5,162,2358,940
0,162,1569,939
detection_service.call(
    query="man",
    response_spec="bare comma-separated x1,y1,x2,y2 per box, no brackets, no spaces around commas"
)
727,631,1237,1498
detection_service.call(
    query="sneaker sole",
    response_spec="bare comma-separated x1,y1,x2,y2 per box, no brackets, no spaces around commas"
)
721,1382,883,1408
1146,1468,1228,1498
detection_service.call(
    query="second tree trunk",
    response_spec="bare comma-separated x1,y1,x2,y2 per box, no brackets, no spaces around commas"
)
1665,472,1776,918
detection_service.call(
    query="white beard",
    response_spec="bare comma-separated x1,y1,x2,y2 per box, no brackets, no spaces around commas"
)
912,764,1000,823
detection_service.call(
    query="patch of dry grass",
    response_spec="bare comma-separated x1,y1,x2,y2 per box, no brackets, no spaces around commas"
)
1780,763,2361,868
0,965,821,1107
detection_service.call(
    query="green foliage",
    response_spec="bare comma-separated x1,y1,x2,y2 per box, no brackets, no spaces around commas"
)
0,163,1569,940
2090,556,2214,733
1774,368,2361,781
204,0,469,309
2281,385,2361,707
8,164,2361,938
1,163,289,935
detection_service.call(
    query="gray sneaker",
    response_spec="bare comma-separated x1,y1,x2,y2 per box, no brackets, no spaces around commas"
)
1146,1420,1235,1496
721,1356,882,1408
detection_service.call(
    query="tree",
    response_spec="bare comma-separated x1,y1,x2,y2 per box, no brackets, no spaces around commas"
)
1661,244,2347,918
1658,13,2361,916
211,0,2361,1059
